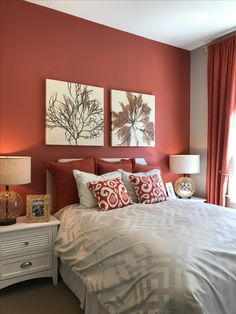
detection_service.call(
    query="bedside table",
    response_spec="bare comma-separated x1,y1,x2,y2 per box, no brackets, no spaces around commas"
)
0,215,60,289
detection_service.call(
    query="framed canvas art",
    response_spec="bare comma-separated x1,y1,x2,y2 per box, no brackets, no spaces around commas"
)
46,79,104,146
111,89,155,146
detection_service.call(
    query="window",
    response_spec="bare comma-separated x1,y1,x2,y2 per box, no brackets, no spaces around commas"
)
227,111,236,203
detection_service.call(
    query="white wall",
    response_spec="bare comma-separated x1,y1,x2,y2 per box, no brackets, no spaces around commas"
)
190,47,208,198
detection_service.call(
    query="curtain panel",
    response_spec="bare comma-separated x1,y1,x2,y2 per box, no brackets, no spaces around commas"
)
206,35,236,206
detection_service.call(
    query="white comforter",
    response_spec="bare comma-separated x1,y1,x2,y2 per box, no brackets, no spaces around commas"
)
54,200,236,314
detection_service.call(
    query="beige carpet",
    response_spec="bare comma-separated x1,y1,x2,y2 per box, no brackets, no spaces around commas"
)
0,277,84,314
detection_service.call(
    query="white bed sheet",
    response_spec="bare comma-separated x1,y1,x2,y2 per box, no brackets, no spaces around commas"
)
54,201,236,314
56,205,107,313
59,260,108,314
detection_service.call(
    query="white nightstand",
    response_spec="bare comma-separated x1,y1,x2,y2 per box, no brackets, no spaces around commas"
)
179,196,207,203
0,215,60,289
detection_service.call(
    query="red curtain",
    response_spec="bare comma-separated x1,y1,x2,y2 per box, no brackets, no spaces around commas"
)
207,35,236,205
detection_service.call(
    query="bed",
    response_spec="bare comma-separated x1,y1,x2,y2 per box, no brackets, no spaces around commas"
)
47,158,236,314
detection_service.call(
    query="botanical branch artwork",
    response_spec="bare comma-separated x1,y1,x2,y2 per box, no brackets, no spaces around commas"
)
46,79,104,146
111,90,155,147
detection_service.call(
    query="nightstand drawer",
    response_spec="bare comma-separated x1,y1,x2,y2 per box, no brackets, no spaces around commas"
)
0,229,52,258
0,252,52,280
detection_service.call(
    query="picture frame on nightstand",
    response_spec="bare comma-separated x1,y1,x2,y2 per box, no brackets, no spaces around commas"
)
26,194,50,223
165,182,177,199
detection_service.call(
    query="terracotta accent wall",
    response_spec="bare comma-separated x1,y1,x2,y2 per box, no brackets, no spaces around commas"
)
0,0,190,209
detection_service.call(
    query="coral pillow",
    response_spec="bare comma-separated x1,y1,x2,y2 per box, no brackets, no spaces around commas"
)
133,163,161,173
46,157,95,213
129,174,167,204
96,159,133,175
118,169,161,203
88,178,133,211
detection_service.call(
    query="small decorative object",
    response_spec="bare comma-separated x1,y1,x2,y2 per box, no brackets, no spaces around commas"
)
0,156,31,226
169,155,200,198
26,195,50,223
165,182,177,199
46,79,104,146
111,89,155,146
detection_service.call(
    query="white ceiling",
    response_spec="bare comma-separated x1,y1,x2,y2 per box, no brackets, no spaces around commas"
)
26,0,236,50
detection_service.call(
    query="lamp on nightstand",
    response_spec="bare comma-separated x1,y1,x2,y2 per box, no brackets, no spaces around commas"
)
0,156,31,225
169,154,200,198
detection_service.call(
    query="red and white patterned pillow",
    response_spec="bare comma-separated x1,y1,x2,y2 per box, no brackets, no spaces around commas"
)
88,178,133,211
129,174,167,204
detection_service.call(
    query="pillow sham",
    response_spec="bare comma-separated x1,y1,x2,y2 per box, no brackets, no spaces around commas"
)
88,178,133,211
45,157,95,213
96,158,133,175
129,174,167,204
118,169,161,203
73,170,122,208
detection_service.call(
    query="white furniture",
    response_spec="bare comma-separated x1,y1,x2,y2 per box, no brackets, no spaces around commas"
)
0,215,60,289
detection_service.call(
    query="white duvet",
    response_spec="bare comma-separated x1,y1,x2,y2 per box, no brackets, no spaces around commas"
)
54,200,236,314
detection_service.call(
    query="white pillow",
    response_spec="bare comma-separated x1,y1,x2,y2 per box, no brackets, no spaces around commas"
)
118,169,161,203
73,170,122,208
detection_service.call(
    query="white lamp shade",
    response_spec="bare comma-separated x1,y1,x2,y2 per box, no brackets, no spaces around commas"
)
169,155,200,174
0,156,31,186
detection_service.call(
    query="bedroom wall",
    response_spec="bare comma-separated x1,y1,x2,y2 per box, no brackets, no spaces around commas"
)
0,0,190,209
190,47,208,197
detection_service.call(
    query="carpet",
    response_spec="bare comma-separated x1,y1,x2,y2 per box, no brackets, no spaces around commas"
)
0,277,84,314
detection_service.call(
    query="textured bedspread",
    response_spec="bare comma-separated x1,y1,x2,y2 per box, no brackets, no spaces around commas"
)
54,200,236,314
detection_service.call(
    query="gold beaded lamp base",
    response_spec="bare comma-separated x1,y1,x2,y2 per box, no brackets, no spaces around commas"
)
174,177,195,198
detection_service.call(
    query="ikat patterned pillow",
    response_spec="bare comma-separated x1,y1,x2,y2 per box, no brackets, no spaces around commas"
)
88,178,133,211
129,174,167,204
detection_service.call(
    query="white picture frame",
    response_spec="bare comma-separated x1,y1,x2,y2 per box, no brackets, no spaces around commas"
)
165,182,177,199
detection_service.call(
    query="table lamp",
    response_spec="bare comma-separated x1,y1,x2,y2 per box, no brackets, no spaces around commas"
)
0,156,31,225
169,154,200,198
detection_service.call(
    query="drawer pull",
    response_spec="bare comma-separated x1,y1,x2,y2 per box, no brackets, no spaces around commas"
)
20,261,32,268
24,241,29,246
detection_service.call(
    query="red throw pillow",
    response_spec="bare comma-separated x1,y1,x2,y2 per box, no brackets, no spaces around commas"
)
134,164,161,173
129,174,167,204
88,178,133,211
96,159,133,175
46,157,95,213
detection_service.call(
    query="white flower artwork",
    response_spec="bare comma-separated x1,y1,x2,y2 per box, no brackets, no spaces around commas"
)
46,79,104,146
111,89,155,147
